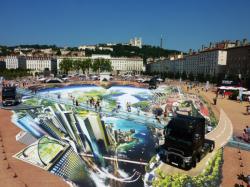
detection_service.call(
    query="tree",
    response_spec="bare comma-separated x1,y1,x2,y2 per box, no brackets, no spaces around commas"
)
181,71,187,80
205,74,211,82
175,72,180,79
59,58,73,74
197,73,205,82
55,49,61,56
72,60,81,73
189,72,194,81
92,58,112,74
83,58,92,75
100,59,112,72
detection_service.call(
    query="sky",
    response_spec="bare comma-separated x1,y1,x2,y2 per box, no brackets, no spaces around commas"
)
0,0,250,51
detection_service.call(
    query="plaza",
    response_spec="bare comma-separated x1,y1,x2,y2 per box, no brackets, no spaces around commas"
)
1,77,249,187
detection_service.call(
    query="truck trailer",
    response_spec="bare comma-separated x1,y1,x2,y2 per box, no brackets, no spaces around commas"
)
2,86,21,106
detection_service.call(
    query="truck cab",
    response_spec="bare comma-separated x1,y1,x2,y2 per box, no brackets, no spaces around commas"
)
159,114,215,169
2,86,21,106
148,76,159,89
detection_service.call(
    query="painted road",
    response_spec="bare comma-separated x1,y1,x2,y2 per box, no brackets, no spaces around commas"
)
159,109,234,176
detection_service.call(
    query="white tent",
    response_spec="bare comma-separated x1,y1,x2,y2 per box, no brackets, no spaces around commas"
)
243,91,250,95
219,86,247,91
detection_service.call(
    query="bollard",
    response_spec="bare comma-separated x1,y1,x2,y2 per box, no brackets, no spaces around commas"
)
13,173,18,178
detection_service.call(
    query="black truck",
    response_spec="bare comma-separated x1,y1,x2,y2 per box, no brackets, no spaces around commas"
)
159,115,215,169
148,76,159,89
2,86,21,106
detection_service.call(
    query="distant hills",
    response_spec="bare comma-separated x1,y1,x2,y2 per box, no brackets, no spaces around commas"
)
0,44,181,59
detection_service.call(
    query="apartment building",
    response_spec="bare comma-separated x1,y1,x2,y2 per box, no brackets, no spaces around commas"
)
148,49,227,77
4,56,26,69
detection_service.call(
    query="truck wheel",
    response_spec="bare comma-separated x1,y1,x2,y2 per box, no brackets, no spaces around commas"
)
209,143,215,152
192,157,197,168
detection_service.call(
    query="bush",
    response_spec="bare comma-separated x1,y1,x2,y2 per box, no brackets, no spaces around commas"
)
152,149,223,187
228,90,239,100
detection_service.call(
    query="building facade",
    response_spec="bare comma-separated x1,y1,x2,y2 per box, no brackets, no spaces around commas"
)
4,56,26,69
0,57,6,69
226,45,250,79
57,55,144,75
148,49,227,77
111,57,144,74
22,57,57,74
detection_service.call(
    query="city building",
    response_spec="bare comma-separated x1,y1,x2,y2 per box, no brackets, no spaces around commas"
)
48,143,94,186
57,55,144,75
14,136,94,186
75,115,103,158
87,113,110,150
148,48,227,77
129,37,142,48
0,57,6,69
15,131,37,145
225,44,250,80
98,46,113,51
78,45,96,50
39,117,64,140
111,57,144,75
44,106,67,133
4,56,26,69
20,57,57,75
55,110,79,144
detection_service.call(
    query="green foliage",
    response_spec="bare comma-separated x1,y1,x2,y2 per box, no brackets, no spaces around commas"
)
85,44,181,58
175,72,180,79
0,68,32,79
181,71,187,80
72,60,81,73
0,46,12,56
80,58,92,75
92,58,112,74
197,73,205,82
132,101,150,111
152,149,223,187
59,58,73,74
189,72,194,81
22,98,39,106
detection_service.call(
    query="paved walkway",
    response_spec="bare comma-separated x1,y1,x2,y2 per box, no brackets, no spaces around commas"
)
0,109,68,187
187,85,250,186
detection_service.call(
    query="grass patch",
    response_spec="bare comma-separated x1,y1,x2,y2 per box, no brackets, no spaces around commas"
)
152,149,223,187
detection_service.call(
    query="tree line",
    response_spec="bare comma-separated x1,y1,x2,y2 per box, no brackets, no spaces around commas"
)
59,58,113,75
0,68,32,79
146,70,226,84
85,44,181,60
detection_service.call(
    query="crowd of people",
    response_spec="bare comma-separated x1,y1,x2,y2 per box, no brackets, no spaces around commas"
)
242,126,250,143
86,97,102,112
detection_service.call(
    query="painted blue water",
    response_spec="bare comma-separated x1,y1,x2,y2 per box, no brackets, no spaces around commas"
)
17,115,47,138
103,116,157,161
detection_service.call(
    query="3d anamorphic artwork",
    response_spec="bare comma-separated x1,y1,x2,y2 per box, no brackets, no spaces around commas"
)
12,85,214,186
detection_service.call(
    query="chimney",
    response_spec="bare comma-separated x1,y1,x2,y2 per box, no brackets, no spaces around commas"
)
236,40,240,47
242,38,248,46
189,49,192,55
209,42,212,48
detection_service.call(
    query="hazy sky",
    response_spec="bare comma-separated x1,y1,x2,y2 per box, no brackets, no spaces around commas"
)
0,0,250,51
